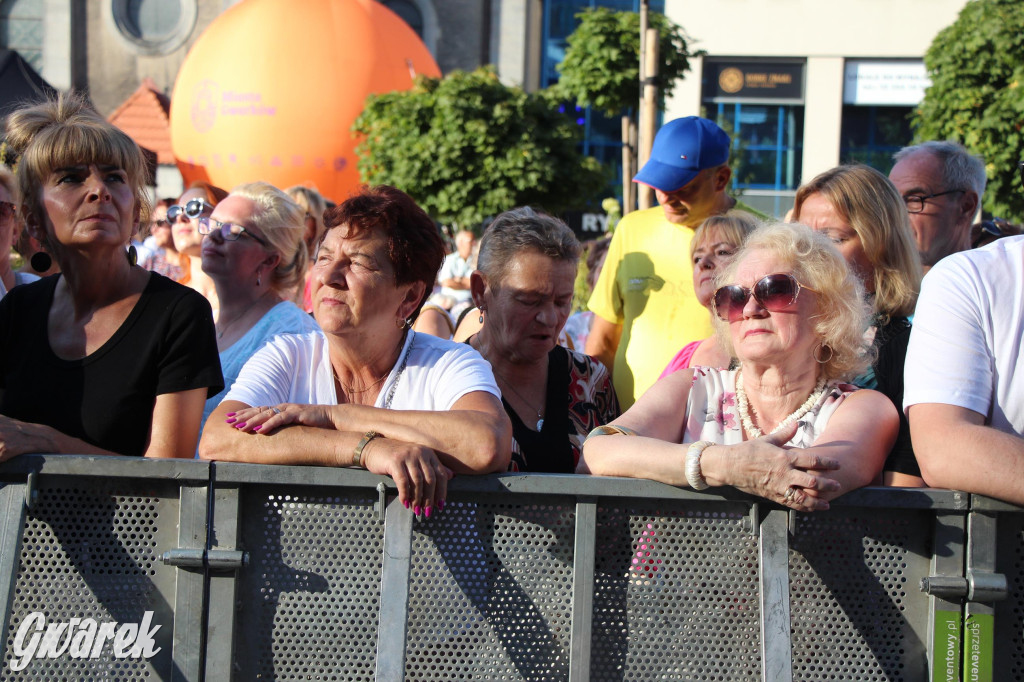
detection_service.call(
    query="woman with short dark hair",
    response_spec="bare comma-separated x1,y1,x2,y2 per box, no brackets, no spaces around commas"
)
200,185,511,515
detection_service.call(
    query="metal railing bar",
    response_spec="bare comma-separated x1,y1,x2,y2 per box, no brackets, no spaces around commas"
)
568,498,597,682
375,495,414,682
759,508,793,682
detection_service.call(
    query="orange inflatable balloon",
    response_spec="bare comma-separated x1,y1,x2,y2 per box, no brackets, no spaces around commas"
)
170,0,440,201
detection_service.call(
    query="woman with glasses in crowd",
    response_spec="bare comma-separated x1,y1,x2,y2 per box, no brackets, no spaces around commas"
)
0,166,39,299
200,185,510,515
197,181,320,436
579,222,897,511
134,197,183,281
0,93,222,460
791,164,923,486
170,180,226,313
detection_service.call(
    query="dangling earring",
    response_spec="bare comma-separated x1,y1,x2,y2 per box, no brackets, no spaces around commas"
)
812,342,833,364
256,272,262,287
31,251,52,272
478,306,485,324
396,317,409,329
126,244,138,266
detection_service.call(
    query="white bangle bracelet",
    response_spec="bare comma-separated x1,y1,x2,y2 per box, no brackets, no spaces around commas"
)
685,440,714,491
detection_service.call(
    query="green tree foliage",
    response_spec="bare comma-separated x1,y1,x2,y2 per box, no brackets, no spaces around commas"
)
914,0,1024,219
353,67,607,228
554,8,699,117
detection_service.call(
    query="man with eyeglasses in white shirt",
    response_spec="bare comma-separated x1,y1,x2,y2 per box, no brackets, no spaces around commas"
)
889,141,986,274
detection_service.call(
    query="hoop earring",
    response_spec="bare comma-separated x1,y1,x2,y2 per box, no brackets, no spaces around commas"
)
126,244,138,266
30,251,52,272
396,317,410,330
813,342,833,364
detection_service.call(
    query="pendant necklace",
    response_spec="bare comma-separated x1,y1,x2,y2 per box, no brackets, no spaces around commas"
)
735,369,828,440
494,371,545,432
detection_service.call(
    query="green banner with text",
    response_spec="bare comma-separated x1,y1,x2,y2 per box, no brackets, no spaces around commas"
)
933,609,961,682
963,613,994,682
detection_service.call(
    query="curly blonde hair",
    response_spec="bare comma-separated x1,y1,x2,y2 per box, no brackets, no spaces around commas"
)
712,222,872,382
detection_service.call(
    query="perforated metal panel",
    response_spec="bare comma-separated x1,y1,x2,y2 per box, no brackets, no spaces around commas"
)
591,504,762,681
403,498,576,681
233,488,384,681
789,509,931,681
1,483,177,680
994,511,1024,680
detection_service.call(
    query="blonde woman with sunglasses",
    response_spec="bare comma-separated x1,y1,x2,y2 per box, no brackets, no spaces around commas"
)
195,182,320,439
579,222,897,511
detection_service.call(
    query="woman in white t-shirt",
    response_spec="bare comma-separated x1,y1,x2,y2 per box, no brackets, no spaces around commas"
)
199,185,512,516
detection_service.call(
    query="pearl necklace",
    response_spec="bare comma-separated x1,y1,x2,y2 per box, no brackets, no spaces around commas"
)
734,369,828,440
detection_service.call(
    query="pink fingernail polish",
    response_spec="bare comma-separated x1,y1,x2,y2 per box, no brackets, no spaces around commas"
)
235,422,247,429
413,506,421,516
403,500,410,509
439,499,446,510
253,425,262,431
226,412,236,417
425,506,433,519
225,417,236,424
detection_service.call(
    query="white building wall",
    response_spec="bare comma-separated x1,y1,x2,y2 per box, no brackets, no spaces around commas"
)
664,0,969,183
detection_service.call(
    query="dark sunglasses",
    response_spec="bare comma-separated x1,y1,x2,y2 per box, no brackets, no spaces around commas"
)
167,198,214,222
713,273,817,322
197,217,269,247
0,201,15,223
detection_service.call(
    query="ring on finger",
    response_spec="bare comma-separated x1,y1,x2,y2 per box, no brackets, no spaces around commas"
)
271,407,282,415
783,486,797,502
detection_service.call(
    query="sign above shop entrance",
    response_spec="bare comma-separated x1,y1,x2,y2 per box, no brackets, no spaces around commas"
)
705,61,804,102
844,61,930,106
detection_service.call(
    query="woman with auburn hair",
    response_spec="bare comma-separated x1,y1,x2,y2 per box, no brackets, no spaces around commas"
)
792,164,923,486
0,93,222,460
200,185,510,515
580,223,897,510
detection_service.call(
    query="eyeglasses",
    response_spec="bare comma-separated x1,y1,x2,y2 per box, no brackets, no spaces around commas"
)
0,201,15,223
197,217,269,247
167,198,214,222
713,273,817,322
902,189,964,214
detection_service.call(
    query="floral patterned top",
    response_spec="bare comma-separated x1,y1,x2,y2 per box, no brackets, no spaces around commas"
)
684,367,857,448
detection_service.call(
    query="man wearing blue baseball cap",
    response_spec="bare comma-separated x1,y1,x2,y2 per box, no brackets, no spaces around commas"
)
586,116,759,408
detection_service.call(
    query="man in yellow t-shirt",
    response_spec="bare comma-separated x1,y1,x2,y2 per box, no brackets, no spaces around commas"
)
586,117,746,408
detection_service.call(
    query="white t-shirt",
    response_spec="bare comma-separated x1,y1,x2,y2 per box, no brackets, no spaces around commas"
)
904,235,1024,435
225,329,500,411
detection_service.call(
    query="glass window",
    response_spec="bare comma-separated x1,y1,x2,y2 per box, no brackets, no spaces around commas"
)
716,103,804,192
839,105,913,174
542,1,666,200
124,0,182,42
0,0,44,71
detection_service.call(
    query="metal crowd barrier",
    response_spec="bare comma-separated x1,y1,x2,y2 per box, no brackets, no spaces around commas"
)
0,454,1016,681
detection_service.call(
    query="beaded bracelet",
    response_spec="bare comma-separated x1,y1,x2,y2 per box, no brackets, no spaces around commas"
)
353,430,379,468
685,440,714,491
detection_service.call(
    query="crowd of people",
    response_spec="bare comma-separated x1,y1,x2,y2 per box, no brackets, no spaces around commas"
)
0,93,1022,511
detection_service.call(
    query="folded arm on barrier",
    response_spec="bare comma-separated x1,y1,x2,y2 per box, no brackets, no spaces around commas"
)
910,402,1024,506
577,369,896,512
